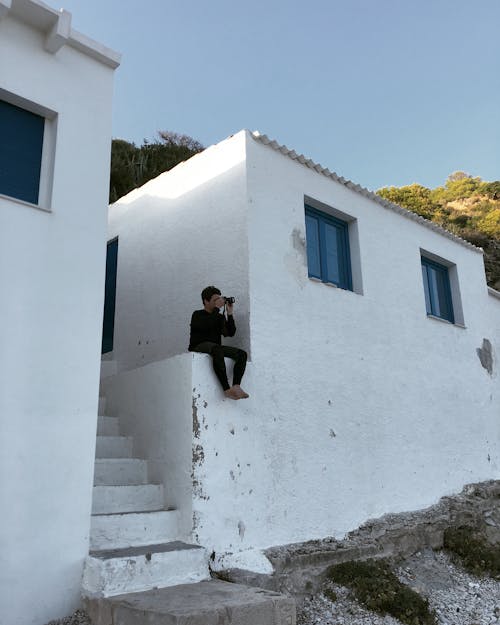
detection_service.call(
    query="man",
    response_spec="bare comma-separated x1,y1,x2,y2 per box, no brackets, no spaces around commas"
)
189,286,249,400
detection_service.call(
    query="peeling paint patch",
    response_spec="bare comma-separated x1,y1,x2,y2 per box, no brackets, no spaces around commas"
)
230,428,235,435
476,338,494,375
145,552,151,562
192,396,201,438
284,228,308,287
192,475,209,500
193,443,205,466
192,437,208,500
230,470,235,480
329,429,336,438
192,511,201,542
238,520,246,540
291,227,306,257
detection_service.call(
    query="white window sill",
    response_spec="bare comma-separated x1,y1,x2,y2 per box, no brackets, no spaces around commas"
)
309,276,338,288
426,314,466,329
308,276,362,295
0,192,51,213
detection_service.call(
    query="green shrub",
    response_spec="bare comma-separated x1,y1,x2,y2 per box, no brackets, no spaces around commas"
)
443,526,500,579
326,559,437,625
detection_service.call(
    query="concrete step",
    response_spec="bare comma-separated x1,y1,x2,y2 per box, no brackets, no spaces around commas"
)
100,360,117,380
84,579,296,625
95,436,133,459
82,541,210,598
93,459,148,486
97,416,120,436
90,510,181,550
92,484,165,515
98,396,106,415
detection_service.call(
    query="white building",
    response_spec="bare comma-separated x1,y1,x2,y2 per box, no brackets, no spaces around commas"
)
103,129,500,574
0,2,119,624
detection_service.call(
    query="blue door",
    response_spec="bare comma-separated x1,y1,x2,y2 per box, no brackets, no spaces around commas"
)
102,238,118,354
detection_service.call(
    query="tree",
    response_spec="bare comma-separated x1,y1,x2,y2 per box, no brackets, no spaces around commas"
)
447,171,471,182
109,131,204,203
480,181,500,200
376,183,437,219
477,208,500,238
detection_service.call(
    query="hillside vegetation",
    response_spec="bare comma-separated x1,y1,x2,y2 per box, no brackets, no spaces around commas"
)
377,172,500,288
109,131,204,203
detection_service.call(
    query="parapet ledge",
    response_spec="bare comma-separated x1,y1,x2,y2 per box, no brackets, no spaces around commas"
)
3,0,121,68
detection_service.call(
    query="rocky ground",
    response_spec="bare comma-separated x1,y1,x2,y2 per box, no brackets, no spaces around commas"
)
45,610,90,625
45,550,500,625
298,549,500,625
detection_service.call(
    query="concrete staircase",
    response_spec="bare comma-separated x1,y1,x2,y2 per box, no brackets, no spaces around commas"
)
82,360,210,598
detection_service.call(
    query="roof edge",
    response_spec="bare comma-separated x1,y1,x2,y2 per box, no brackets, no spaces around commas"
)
4,0,120,69
250,130,482,254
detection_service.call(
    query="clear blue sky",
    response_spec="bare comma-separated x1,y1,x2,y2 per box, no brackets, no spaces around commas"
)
61,0,499,191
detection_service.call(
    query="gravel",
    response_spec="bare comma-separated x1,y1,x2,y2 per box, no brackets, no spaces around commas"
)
298,583,401,625
398,550,500,625
298,549,500,625
44,610,91,625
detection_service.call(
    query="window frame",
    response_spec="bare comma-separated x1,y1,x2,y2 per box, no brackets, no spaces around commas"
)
421,255,455,323
0,89,56,211
305,204,353,291
0,99,45,205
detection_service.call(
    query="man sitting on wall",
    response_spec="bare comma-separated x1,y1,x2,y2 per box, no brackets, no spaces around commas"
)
189,286,249,400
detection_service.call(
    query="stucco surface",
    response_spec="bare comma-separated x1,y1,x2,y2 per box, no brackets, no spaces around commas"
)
105,355,194,538
107,130,500,572
0,9,116,625
107,132,251,372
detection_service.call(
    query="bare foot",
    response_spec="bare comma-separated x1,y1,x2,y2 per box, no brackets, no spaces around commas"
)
232,384,249,399
224,388,240,400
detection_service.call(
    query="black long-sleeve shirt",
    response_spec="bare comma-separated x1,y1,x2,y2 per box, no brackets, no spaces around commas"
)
188,309,236,350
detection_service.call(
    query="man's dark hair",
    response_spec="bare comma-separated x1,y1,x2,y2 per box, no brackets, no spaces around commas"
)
201,285,221,304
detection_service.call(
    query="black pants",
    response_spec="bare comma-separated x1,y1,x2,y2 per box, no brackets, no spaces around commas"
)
191,342,247,391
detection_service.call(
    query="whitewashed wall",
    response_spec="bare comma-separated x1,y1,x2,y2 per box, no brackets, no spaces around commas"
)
107,130,500,570
0,7,117,625
104,355,194,537
233,134,500,543
108,132,251,372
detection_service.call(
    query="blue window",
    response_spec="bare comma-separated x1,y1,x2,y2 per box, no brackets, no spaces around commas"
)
0,99,45,204
421,256,454,323
305,205,352,290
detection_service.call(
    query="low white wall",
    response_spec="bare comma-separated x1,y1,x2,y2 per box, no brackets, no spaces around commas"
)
105,355,194,538
0,8,116,625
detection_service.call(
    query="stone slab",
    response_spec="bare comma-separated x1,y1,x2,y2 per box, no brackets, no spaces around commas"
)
92,484,165,515
95,435,133,458
83,542,210,598
93,458,148,486
85,579,296,625
90,509,180,550
97,416,120,436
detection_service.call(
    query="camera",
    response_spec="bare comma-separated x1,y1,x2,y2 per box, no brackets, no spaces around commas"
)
223,296,235,304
